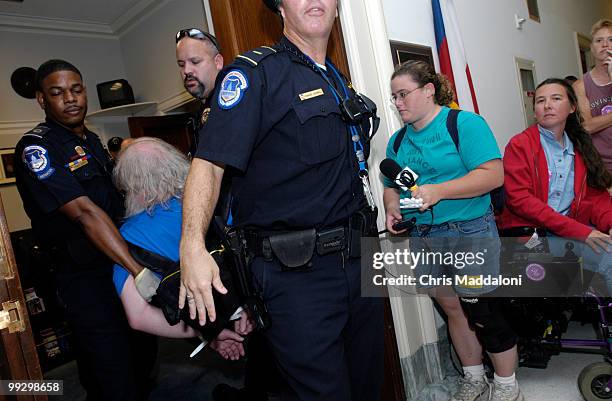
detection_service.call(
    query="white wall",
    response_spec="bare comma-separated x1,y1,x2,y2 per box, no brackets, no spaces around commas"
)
382,0,610,151
0,31,126,123
119,0,208,105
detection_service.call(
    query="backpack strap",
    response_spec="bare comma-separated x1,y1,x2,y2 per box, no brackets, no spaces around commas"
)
446,108,461,151
127,242,179,276
392,126,408,154
445,108,506,213
393,109,461,154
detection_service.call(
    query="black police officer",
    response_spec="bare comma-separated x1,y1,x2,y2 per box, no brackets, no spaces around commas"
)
14,60,155,401
179,1,384,399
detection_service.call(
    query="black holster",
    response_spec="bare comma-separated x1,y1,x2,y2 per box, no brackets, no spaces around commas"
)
348,207,378,258
224,225,271,331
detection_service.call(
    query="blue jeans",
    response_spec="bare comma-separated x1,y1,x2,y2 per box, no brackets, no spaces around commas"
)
409,209,501,296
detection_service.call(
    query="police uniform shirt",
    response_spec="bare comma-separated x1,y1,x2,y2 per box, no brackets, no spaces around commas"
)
195,36,365,230
14,118,123,269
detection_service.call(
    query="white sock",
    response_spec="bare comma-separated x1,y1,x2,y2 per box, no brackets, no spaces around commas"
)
463,364,486,380
494,372,517,387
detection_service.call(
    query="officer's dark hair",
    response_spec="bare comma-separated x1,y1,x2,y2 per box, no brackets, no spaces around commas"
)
35,59,82,91
107,137,123,153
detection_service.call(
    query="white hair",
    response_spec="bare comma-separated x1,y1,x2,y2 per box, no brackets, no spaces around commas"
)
113,137,190,218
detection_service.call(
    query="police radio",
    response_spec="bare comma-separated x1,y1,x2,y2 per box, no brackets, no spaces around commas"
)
339,93,380,141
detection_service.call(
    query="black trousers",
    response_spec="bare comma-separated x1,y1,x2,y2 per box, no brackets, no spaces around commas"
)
250,252,384,401
57,268,157,401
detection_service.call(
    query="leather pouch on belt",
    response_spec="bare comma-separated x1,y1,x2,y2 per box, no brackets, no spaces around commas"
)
268,229,316,269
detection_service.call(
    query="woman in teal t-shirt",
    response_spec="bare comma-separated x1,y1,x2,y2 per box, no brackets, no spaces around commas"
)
383,61,523,401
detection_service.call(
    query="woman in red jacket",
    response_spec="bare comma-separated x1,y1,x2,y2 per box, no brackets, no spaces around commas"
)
500,78,612,293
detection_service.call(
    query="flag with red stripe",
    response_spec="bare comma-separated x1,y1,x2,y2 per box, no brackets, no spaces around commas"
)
432,0,479,113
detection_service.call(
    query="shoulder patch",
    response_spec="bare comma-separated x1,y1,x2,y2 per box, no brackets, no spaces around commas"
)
218,69,249,110
235,46,279,67
22,145,55,180
23,124,50,139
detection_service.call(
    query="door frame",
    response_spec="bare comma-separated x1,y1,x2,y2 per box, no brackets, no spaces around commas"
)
514,57,537,129
574,32,593,76
0,195,46,400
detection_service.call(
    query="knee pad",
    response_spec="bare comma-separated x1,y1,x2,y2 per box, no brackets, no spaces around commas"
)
460,297,517,353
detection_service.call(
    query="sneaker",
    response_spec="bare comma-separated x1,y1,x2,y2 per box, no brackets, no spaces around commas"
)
489,382,524,401
451,373,491,401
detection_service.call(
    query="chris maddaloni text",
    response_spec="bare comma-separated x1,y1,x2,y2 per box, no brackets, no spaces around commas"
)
372,274,523,287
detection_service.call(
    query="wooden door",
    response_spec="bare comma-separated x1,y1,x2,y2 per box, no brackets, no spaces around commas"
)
0,195,46,401
128,113,195,155
208,0,350,78
206,3,406,400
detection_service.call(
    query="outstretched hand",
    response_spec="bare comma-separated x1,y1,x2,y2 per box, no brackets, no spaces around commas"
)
179,247,227,326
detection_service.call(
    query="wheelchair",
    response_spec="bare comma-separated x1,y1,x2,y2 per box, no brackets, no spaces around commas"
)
447,233,612,400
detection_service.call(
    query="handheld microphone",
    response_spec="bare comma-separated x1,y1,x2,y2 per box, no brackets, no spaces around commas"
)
379,158,419,191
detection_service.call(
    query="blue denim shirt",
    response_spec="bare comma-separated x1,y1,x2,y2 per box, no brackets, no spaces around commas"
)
538,125,575,215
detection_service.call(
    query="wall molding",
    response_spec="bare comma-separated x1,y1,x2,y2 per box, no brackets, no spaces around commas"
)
157,91,195,114
0,12,115,38
0,120,39,137
0,0,168,39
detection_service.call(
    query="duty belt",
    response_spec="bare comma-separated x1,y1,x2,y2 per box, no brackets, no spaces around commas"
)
246,225,348,264
244,209,377,266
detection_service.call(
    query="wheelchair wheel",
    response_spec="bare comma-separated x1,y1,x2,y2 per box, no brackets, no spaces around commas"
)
578,362,612,400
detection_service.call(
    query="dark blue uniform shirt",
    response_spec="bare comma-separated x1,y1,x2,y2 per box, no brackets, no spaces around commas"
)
196,37,366,230
14,118,123,271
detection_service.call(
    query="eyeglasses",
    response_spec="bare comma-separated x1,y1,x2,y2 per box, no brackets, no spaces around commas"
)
390,86,423,105
176,28,221,52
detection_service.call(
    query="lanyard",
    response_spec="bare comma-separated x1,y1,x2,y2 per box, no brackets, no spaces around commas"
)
306,57,376,209
309,60,367,173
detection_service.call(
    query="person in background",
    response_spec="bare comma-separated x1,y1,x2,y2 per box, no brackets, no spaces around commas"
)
176,28,223,157
107,136,123,160
572,19,612,173
384,60,522,401
564,75,578,85
499,78,612,294
120,137,135,152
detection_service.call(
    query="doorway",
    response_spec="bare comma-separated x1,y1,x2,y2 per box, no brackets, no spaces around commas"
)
575,32,593,76
515,57,537,129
